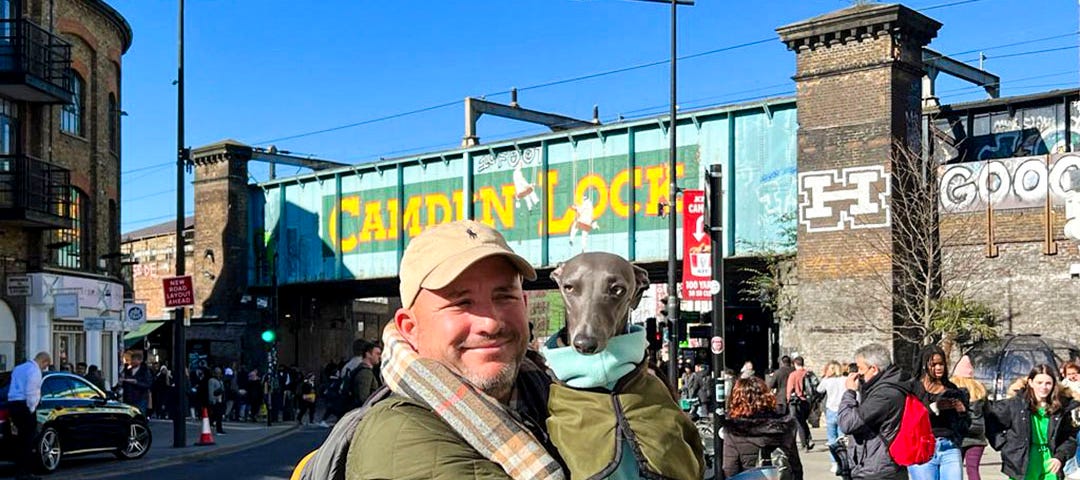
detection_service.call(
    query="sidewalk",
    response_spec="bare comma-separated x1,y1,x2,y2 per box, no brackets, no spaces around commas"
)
66,418,299,479
800,425,1004,479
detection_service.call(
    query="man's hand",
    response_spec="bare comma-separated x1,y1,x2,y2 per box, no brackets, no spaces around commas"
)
1048,458,1062,474
845,373,860,391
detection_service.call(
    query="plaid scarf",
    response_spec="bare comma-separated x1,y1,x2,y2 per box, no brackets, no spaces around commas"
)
381,323,565,480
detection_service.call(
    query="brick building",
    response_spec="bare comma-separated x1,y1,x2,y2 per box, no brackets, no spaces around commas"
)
0,0,131,382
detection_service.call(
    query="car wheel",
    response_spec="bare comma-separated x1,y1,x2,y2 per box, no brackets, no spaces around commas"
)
115,422,152,459
36,427,62,473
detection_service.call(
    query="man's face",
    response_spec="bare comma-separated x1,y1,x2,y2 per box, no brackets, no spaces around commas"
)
365,347,382,366
36,356,52,371
130,356,143,368
76,364,86,375
397,256,528,401
855,357,879,383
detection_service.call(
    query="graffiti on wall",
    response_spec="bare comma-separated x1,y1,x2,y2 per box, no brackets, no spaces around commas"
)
798,165,891,233
938,153,1080,212
931,100,1080,164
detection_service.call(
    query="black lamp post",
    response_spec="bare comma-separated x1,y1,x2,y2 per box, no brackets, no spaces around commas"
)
627,0,694,388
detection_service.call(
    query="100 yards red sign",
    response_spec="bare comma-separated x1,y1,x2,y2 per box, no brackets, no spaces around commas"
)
681,189,712,301
163,276,194,308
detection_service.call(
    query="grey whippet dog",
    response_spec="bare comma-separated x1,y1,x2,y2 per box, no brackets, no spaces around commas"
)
550,252,650,354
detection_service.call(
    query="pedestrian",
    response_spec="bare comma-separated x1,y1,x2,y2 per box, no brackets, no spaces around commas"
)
208,367,226,434
986,364,1079,480
817,360,848,474
1061,362,1080,394
119,350,154,416
297,373,317,425
720,376,804,480
785,356,816,451
75,361,87,376
908,344,970,480
766,355,795,414
223,367,238,421
245,368,262,422
950,355,989,480
339,220,563,478
348,340,382,410
85,364,107,392
740,360,756,379
686,363,713,419
8,352,50,480
837,343,911,480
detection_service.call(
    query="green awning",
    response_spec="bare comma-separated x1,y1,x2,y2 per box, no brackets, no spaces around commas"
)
123,321,167,345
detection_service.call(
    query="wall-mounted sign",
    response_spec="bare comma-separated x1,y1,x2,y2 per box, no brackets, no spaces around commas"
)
162,276,194,308
6,276,31,296
83,317,105,331
124,303,147,328
54,293,80,318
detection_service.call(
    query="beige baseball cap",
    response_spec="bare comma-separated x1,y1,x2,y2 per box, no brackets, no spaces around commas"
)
399,220,536,308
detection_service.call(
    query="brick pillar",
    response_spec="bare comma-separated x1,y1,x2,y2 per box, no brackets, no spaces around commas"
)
777,4,940,368
190,140,252,323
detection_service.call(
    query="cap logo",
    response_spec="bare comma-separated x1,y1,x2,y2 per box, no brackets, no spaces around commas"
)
466,228,478,239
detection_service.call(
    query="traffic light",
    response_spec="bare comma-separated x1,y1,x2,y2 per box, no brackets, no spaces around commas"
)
646,317,662,351
260,329,277,343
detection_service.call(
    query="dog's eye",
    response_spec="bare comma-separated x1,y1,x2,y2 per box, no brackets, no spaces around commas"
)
611,286,626,296
563,284,574,293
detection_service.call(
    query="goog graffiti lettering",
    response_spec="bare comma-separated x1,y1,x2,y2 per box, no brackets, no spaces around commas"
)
938,153,1080,212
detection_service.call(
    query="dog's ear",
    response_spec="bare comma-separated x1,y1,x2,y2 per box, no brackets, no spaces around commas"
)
630,264,650,309
550,262,565,286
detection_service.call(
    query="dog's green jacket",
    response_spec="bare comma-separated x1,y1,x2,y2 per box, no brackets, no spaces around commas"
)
545,359,705,480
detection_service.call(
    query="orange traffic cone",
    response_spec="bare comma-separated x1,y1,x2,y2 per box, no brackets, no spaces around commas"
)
195,407,216,446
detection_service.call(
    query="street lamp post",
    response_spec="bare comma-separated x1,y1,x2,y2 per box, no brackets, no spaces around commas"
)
630,0,693,388
172,0,189,449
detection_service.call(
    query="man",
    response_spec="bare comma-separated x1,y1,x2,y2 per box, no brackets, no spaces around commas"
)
347,340,382,411
686,363,713,420
766,355,794,413
75,361,87,376
785,356,815,451
837,343,910,480
345,220,563,479
8,352,51,480
119,351,154,416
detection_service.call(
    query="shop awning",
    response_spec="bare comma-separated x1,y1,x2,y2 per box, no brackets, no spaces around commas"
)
123,321,167,345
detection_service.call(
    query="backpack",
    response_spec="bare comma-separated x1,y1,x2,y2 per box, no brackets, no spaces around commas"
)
802,371,821,404
884,393,936,466
296,385,391,480
756,446,793,480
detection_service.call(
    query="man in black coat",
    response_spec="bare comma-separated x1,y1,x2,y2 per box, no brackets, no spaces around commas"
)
766,355,794,414
837,343,910,480
120,351,154,416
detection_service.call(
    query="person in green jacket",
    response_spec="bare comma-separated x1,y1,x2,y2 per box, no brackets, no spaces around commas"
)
345,220,565,480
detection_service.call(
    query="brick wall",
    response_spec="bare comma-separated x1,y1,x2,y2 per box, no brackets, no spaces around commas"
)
778,4,940,368
123,232,193,319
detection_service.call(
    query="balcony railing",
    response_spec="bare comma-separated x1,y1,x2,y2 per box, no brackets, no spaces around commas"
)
0,154,72,228
0,19,72,103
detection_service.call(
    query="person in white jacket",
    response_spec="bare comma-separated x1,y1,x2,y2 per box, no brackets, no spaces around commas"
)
8,352,51,480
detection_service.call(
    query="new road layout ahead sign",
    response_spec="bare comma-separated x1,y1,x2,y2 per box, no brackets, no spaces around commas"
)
162,276,194,308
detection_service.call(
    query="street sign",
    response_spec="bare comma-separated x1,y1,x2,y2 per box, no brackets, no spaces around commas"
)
162,276,194,308
6,276,30,296
708,280,721,295
124,303,147,328
104,318,122,331
83,317,105,331
710,336,724,355
681,189,712,301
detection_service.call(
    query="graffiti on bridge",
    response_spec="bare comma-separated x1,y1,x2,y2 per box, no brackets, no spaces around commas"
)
938,153,1080,213
798,165,891,233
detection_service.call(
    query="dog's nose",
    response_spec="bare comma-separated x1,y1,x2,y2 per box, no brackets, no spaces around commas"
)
573,336,600,354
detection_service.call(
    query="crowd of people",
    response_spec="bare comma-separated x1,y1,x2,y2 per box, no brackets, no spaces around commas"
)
714,344,1080,480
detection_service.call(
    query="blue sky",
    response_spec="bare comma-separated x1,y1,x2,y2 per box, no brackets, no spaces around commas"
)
114,0,1080,232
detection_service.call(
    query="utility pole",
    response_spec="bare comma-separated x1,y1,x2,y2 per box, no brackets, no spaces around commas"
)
664,0,681,387
708,164,725,476
172,0,188,449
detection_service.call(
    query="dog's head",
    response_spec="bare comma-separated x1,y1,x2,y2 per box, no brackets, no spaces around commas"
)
550,252,650,355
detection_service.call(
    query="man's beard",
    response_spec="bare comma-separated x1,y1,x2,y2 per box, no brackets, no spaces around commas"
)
464,360,520,399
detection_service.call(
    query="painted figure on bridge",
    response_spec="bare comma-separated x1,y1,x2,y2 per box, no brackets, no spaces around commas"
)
513,164,540,211
569,194,599,251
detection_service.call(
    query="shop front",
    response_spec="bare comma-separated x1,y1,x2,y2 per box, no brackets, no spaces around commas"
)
25,273,125,386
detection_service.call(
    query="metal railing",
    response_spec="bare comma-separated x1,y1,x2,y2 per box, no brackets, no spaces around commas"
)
0,18,72,94
0,154,72,221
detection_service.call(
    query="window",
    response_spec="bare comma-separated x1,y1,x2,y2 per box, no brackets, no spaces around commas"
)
108,93,118,153
49,187,87,269
60,70,83,136
0,97,16,155
41,376,76,400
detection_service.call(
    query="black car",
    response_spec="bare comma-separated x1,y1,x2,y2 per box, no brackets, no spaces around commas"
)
967,334,1080,400
0,371,151,473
